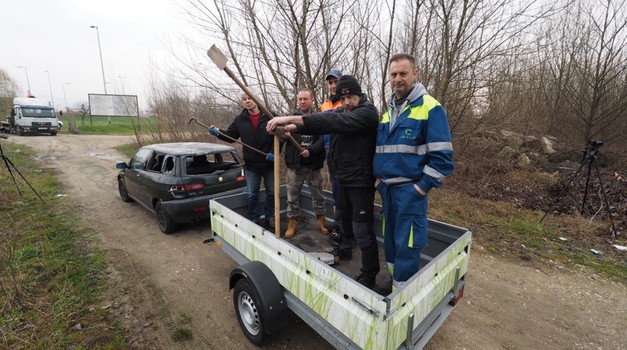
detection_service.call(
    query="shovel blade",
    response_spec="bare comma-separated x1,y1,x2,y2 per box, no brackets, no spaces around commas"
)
207,45,228,70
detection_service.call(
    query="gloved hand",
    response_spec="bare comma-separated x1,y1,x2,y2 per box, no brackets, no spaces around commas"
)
266,152,274,161
208,126,220,136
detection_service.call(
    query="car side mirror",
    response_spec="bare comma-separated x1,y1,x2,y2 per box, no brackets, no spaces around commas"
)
116,162,129,169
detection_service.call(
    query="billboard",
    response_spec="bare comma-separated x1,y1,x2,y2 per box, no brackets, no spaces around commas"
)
88,93,139,117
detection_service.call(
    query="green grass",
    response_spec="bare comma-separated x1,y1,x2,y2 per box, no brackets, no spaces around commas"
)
59,115,152,135
0,142,129,349
115,142,141,159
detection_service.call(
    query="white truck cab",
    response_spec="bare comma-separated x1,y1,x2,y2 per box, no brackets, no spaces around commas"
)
7,97,60,136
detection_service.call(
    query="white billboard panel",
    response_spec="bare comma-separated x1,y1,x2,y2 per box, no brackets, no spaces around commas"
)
88,94,139,117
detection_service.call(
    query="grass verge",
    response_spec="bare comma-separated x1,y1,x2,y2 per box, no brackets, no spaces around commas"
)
0,142,129,349
59,115,151,135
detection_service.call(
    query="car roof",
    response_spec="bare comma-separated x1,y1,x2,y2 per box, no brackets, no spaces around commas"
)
142,142,237,156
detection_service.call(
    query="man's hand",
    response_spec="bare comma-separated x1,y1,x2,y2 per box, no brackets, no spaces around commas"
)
300,149,310,158
266,116,292,132
208,125,220,136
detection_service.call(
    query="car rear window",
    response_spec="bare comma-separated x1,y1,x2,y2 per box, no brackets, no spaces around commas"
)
185,151,241,175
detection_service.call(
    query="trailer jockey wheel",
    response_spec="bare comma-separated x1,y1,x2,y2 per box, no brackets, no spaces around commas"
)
233,278,266,345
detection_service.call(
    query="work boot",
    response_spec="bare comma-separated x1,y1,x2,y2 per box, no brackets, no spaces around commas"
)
263,219,275,231
328,226,342,246
284,217,298,239
331,247,352,262
317,215,329,235
355,273,376,290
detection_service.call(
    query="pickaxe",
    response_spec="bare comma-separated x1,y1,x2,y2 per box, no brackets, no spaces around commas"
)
187,117,273,160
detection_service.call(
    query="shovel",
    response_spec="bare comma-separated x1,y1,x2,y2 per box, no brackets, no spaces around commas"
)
207,45,304,153
208,44,286,237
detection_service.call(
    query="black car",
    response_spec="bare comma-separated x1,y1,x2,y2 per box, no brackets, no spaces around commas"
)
116,142,246,233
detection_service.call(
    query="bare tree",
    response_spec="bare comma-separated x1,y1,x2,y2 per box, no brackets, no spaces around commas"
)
0,68,20,115
542,0,627,144
183,0,368,113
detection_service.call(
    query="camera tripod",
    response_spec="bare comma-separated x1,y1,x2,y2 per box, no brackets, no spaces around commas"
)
540,140,617,238
0,136,46,204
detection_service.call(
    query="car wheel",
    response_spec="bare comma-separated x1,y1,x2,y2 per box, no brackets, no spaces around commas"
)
233,278,267,346
50,132,57,136
118,179,133,202
155,201,176,234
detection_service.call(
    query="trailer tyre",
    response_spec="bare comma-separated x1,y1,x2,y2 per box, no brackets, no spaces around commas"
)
234,278,266,346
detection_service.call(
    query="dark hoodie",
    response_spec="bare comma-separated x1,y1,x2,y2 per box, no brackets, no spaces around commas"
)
298,95,379,187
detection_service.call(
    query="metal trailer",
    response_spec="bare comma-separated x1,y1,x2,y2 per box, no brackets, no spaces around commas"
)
208,186,471,349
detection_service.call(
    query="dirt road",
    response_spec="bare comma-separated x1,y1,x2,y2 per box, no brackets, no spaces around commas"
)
7,134,625,350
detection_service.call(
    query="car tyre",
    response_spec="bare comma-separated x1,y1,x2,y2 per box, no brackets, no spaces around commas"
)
233,278,267,346
155,201,176,234
118,179,133,202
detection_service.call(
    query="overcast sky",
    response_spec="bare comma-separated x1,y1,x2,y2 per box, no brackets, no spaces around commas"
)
1,0,196,111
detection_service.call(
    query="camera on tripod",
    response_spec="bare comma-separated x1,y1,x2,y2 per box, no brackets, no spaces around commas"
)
583,139,603,160
588,139,603,148
542,138,617,238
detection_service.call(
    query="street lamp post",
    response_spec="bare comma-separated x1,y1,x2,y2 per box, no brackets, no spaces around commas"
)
45,70,55,108
15,65,31,95
90,25,111,124
89,25,107,94
62,82,71,113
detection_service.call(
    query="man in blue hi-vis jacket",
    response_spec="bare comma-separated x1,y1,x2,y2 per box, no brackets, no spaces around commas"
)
374,53,454,290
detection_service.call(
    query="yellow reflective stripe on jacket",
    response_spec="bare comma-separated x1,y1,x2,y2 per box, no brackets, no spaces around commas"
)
408,222,414,248
381,94,441,123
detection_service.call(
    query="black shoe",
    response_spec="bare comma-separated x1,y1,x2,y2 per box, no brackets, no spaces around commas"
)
328,227,342,246
325,222,339,231
331,247,352,261
355,274,376,290
263,219,275,230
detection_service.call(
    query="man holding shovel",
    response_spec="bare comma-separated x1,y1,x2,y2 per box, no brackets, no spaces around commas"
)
266,75,380,290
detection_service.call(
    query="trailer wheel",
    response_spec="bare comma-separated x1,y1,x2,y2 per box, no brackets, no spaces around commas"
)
233,278,266,346
155,201,176,234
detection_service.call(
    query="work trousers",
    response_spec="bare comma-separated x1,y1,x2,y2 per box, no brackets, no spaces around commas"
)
336,185,379,279
377,182,427,283
286,166,325,217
